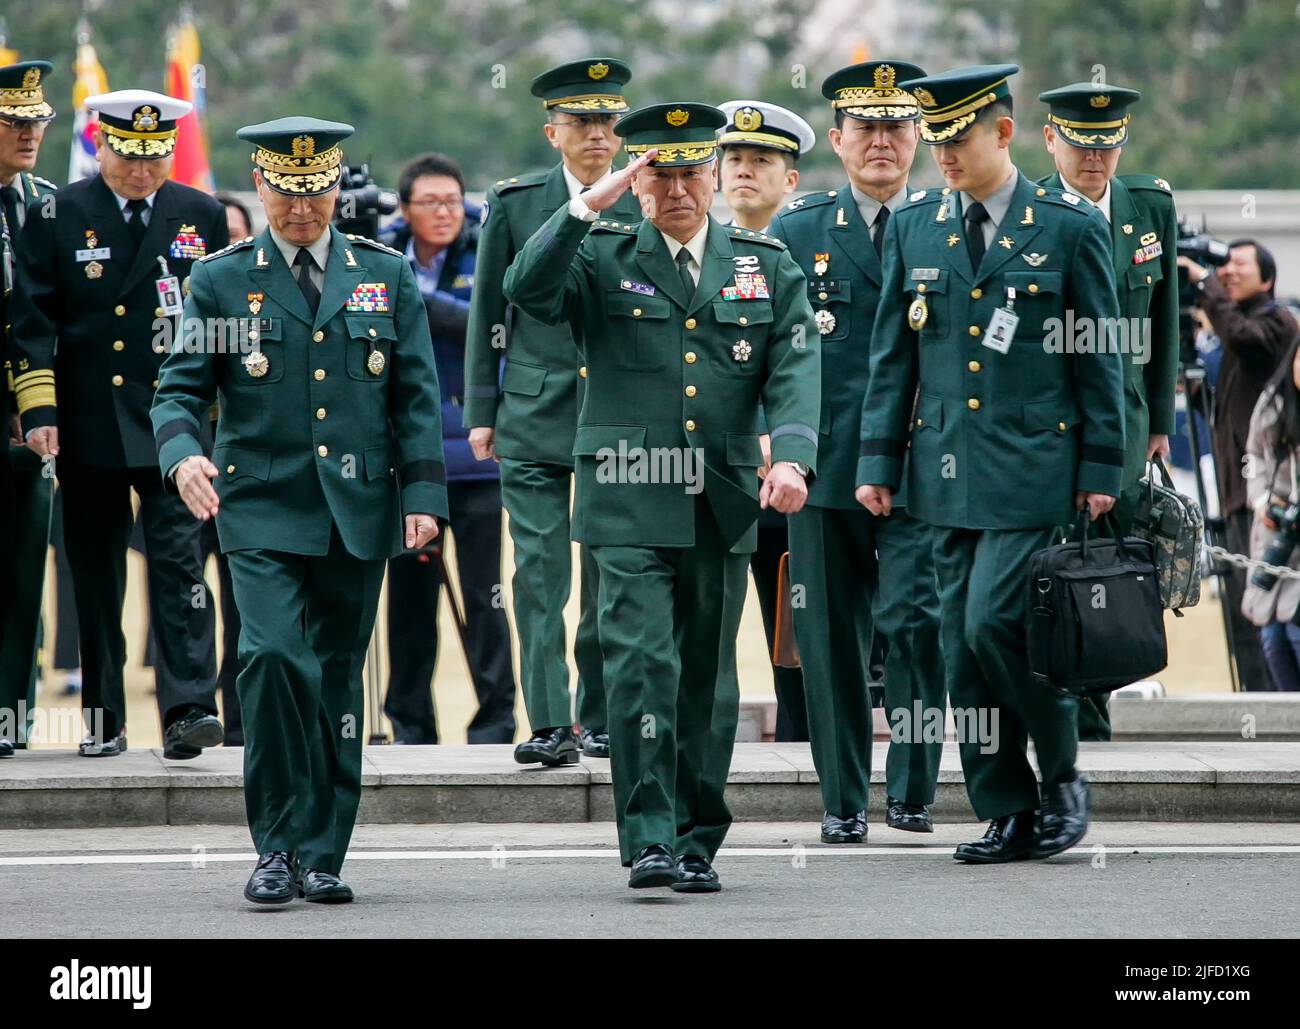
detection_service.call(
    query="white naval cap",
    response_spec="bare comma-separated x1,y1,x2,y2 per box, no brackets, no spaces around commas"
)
718,100,816,158
86,89,192,158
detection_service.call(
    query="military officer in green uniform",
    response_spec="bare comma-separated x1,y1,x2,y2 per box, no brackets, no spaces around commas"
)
770,61,946,841
464,59,642,766
1037,81,1178,741
152,118,447,904
504,103,820,891
0,61,57,756
856,66,1126,863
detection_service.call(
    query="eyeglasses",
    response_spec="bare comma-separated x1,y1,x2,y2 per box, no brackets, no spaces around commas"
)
406,197,463,212
0,117,47,132
552,116,621,129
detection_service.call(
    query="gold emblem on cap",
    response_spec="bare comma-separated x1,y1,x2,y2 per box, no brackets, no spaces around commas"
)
588,62,609,80
874,65,896,89
244,350,269,378
665,108,690,127
22,67,40,89
133,106,158,131
1090,94,1111,108
367,349,386,375
913,87,937,108
734,107,762,132
292,135,317,157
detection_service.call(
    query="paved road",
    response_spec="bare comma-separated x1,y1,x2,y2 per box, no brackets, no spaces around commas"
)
3,822,1297,938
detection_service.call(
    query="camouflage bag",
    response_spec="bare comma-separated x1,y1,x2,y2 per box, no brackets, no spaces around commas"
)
1130,457,1203,612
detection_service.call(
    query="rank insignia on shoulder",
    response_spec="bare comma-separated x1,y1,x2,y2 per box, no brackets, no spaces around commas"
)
620,278,655,296
1023,253,1048,267
346,282,390,313
1154,178,1171,191
1061,192,1081,205
910,190,927,202
480,200,490,224
787,197,806,209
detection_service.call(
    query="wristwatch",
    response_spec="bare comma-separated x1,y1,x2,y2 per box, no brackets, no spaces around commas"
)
779,460,809,478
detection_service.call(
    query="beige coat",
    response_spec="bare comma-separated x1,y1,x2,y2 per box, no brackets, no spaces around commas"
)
1242,386,1300,626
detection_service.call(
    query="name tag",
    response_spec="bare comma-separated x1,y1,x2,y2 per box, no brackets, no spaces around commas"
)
620,279,655,296
911,267,940,281
75,247,112,262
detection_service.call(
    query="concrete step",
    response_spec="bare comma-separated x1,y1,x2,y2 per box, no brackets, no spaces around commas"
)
1111,693,1300,740
2,742,1298,829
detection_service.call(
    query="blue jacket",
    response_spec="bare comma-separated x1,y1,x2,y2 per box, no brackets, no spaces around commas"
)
383,205,497,481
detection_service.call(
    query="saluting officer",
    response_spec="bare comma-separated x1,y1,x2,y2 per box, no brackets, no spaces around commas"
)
0,60,58,753
10,89,225,759
770,61,946,841
152,118,447,905
715,99,813,744
465,59,642,767
1037,82,1178,741
856,66,1126,863
504,103,820,892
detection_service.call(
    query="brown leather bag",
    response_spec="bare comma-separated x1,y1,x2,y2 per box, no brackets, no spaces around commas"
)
772,550,801,668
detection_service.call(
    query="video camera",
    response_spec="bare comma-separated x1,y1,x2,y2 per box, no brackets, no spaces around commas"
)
1176,218,1231,366
333,163,398,241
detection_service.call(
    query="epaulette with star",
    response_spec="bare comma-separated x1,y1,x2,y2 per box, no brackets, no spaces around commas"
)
727,224,786,250
199,236,255,263
28,173,58,192
1032,184,1097,216
345,233,403,257
591,218,638,234
782,189,840,214
904,188,944,206
1120,173,1174,194
491,170,549,196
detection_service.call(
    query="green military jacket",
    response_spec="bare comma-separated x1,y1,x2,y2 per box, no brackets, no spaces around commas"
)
770,184,914,509
463,163,644,466
151,225,448,560
858,171,1126,530
3,171,57,396
1041,171,1178,484
503,207,821,553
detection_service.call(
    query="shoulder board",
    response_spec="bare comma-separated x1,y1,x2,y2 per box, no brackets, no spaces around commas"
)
199,236,255,263
492,171,549,196
902,188,944,207
727,225,786,250
29,174,58,192
1035,186,1095,215
1119,174,1174,194
345,233,404,257
783,190,840,213
591,219,638,235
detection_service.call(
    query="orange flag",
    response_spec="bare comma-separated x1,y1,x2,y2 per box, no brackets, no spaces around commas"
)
165,13,213,191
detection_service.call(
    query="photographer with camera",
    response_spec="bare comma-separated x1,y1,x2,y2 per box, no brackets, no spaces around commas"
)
1181,239,1297,690
379,152,517,743
1241,336,1300,691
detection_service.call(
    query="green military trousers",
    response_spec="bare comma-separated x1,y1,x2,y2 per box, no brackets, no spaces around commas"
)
788,504,945,818
591,497,747,866
499,458,605,734
0,448,52,743
226,528,384,875
930,526,1079,820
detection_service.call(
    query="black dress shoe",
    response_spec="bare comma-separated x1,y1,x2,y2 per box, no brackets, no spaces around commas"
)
0,740,13,758
1032,774,1091,859
628,844,678,889
513,726,579,767
78,730,127,757
244,851,296,904
886,797,934,833
820,811,867,844
671,855,721,893
297,868,354,903
163,707,224,760
953,811,1036,863
580,728,610,758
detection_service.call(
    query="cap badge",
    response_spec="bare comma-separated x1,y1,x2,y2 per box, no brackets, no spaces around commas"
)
588,63,609,81
22,67,40,89
1090,94,1111,108
133,106,158,131
665,108,690,127
292,135,316,157
874,65,896,89
734,107,762,132
913,87,936,108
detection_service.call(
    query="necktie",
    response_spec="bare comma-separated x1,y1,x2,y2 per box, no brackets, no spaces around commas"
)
964,200,988,270
125,197,149,244
0,185,20,239
872,204,890,259
675,247,695,300
294,248,321,315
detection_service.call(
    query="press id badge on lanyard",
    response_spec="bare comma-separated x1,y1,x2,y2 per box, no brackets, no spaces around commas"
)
155,256,183,317
982,287,1018,355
